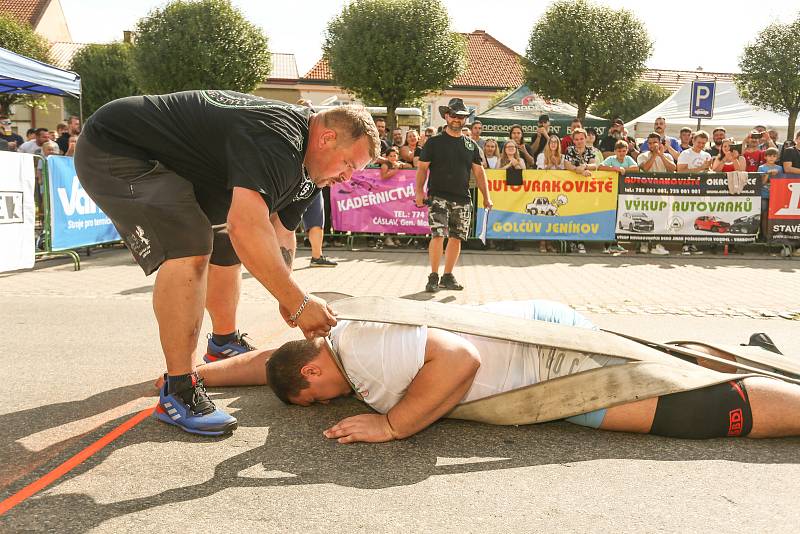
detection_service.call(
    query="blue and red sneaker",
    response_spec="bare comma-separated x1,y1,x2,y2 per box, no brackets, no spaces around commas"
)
203,332,256,364
154,373,237,436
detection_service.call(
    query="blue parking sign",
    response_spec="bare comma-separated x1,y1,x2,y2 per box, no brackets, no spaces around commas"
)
690,81,716,119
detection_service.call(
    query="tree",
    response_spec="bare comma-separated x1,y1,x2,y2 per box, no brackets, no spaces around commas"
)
324,0,465,130
487,88,514,110
0,13,52,114
590,81,670,122
524,0,652,120
132,0,271,94
67,43,140,118
735,17,800,140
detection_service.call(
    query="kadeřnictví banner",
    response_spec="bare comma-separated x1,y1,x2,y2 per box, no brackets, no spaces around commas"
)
615,172,762,242
330,169,430,234
476,169,618,241
0,152,35,272
768,177,800,240
47,155,120,250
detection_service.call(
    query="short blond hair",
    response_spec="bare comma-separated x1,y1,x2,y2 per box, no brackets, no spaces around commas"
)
319,105,381,160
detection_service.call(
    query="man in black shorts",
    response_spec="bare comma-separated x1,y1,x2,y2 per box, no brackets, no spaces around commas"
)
416,98,492,292
75,90,379,436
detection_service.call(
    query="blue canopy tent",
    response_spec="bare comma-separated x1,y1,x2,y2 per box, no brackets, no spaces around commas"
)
0,46,82,120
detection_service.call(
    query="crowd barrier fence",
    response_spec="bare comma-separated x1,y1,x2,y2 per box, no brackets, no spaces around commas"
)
328,168,800,247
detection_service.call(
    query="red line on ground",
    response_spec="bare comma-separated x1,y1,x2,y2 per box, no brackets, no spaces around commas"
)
0,405,155,516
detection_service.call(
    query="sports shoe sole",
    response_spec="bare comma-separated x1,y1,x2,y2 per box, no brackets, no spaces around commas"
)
154,405,237,436
310,263,337,268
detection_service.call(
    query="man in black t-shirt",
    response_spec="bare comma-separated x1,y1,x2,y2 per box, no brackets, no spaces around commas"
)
75,90,379,437
528,114,551,168
416,98,492,292
56,115,81,154
600,118,625,158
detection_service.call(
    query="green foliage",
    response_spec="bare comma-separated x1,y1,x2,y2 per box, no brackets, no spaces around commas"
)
0,13,53,113
67,43,140,118
486,88,514,111
735,17,800,139
132,0,271,93
524,0,652,120
590,81,670,122
324,0,465,130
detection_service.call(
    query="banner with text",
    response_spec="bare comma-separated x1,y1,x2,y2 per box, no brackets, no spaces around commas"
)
330,169,430,234
0,152,35,272
476,169,618,241
47,155,120,250
767,177,800,240
615,172,762,242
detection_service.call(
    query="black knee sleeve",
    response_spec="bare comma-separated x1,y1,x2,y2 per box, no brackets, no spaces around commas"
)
650,380,752,439
210,224,240,266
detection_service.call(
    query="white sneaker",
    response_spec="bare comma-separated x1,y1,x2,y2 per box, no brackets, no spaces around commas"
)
681,244,691,255
639,243,649,254
577,243,586,254
650,243,669,255
384,237,398,248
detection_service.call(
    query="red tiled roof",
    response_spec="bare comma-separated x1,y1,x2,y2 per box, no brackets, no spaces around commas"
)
642,68,736,92
0,0,49,26
303,30,524,90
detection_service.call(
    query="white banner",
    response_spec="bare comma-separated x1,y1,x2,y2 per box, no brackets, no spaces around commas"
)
0,151,36,272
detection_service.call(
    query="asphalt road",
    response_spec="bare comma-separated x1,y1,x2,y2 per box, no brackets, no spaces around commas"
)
1,247,798,533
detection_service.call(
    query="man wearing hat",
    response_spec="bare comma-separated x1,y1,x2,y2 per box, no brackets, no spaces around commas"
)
600,118,626,158
415,98,493,292
528,114,550,168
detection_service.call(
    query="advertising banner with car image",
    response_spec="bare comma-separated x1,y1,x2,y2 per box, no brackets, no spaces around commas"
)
615,172,762,242
767,177,800,240
475,169,618,241
329,169,430,234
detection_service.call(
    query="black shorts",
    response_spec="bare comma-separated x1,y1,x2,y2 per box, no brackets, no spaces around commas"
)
74,135,239,274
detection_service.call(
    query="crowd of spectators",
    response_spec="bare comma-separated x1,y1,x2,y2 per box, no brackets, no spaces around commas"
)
364,112,800,255
1,114,81,156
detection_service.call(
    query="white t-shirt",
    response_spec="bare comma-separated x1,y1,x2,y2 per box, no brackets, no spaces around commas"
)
330,300,622,414
17,140,41,154
636,151,674,172
536,153,565,170
677,148,711,169
485,156,499,169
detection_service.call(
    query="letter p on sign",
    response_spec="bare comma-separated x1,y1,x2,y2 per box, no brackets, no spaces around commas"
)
690,81,716,119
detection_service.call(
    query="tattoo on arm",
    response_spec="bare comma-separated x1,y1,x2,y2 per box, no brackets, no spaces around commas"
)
280,246,294,269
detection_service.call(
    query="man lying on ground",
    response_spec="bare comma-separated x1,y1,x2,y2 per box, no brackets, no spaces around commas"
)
175,300,800,443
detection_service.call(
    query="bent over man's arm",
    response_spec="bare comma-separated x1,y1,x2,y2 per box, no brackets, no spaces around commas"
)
228,187,336,339
323,328,481,444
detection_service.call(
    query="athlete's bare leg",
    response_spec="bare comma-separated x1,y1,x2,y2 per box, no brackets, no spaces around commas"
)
153,255,210,376
429,236,445,273
308,226,324,258
206,263,241,335
443,237,462,274
599,377,800,438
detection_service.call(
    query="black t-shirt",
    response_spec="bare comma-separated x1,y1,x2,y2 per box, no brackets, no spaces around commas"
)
528,133,548,167
56,132,70,154
706,146,721,157
781,146,800,169
380,138,390,155
82,90,317,229
419,133,482,202
599,135,619,154
0,132,24,146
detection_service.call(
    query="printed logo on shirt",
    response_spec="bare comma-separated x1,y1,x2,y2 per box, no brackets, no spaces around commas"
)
125,225,151,259
200,90,301,112
463,136,475,151
293,178,316,201
349,377,369,399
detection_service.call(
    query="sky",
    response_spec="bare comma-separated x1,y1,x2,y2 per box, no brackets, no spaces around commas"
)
60,0,800,76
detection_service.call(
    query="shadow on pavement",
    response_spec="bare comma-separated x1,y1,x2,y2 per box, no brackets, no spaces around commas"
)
2,385,798,532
